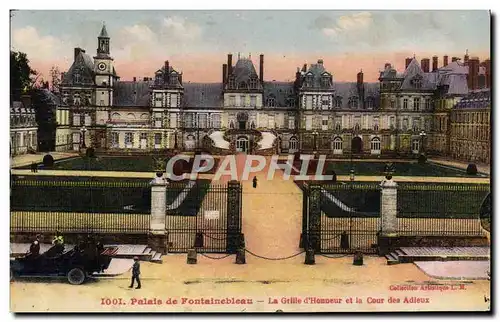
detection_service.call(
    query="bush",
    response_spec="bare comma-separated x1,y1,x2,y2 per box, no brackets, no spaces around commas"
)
42,154,54,167
466,163,478,175
417,154,427,164
85,147,96,158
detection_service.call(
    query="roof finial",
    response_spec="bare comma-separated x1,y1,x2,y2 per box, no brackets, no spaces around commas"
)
413,53,416,59
238,52,240,59
466,49,469,55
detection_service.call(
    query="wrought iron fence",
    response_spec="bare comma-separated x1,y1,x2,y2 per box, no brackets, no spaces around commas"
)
397,183,490,236
165,181,242,253
10,179,151,234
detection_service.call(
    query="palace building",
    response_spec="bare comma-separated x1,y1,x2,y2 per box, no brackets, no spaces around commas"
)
54,24,491,162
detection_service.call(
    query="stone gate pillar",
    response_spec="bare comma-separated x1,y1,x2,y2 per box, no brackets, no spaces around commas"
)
150,173,167,233
308,184,322,252
226,180,242,253
380,177,398,235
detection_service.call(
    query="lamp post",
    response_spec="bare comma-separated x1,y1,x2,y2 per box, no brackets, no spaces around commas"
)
174,129,178,150
419,130,426,155
312,131,318,154
80,126,87,149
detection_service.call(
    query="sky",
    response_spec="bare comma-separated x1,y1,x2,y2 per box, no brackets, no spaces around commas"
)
10,10,491,83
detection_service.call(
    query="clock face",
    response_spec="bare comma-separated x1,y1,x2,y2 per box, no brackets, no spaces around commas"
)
98,63,106,71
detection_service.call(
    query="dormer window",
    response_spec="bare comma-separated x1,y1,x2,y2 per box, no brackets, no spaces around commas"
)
412,76,422,89
267,97,276,107
321,76,330,88
73,72,81,84
334,96,343,108
155,73,162,85
239,82,248,89
170,73,178,85
305,75,313,87
366,97,374,109
249,77,258,89
287,98,295,108
348,96,358,109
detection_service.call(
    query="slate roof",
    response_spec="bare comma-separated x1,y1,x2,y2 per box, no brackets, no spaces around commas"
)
454,89,491,109
183,83,223,108
263,81,294,107
113,81,151,107
299,60,333,89
40,89,65,106
231,58,259,84
99,24,109,38
61,50,95,86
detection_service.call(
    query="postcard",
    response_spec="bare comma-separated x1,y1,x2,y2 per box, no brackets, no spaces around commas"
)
9,9,491,313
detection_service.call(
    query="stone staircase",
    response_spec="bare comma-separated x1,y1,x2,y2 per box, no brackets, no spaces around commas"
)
385,247,490,265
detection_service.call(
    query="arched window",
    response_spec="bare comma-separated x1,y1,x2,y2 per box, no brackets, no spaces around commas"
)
140,113,149,120
267,96,276,107
348,96,358,109
333,137,343,154
335,123,341,131
236,136,249,152
289,137,299,153
370,137,381,154
111,113,121,120
127,113,135,119
229,120,235,129
250,121,256,129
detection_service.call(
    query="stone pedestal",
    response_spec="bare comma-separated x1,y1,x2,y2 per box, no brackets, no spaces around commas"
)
304,248,315,265
380,178,398,236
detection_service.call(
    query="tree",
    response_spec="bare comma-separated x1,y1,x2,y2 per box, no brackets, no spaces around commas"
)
49,65,61,93
10,51,38,101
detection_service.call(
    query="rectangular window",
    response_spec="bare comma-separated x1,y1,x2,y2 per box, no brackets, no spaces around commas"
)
72,133,80,143
425,99,431,110
100,100,105,106
414,98,420,111
268,115,275,129
84,114,91,126
306,115,312,130
170,94,178,108
125,132,133,148
110,132,118,148
185,114,193,128
154,133,162,148
170,113,177,128
212,114,221,128
322,95,330,109
288,117,295,129
306,96,313,110
322,116,329,131
403,98,408,109
73,113,80,126
250,96,256,107
373,117,380,131
240,95,246,107
390,100,395,109
389,116,395,129
229,95,236,106
199,114,207,128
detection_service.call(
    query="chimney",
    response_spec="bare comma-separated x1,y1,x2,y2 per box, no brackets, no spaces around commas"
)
483,59,491,88
317,59,323,65
467,57,480,90
443,55,449,67
302,64,307,72
357,70,363,84
74,47,84,61
222,64,228,84
20,94,31,109
143,77,148,81
405,57,412,69
432,56,438,71
384,63,391,70
464,50,469,64
452,57,459,62
133,77,136,82
420,58,430,73
259,54,264,83
227,54,233,76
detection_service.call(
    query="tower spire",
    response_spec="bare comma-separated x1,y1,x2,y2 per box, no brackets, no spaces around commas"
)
99,22,109,38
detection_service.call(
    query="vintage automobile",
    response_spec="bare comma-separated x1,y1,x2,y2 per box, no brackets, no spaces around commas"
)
10,240,118,285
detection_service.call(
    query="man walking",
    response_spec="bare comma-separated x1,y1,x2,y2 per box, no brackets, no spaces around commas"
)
252,176,258,189
28,234,41,257
129,256,141,289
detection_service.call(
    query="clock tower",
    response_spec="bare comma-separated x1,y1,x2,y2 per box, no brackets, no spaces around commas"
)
94,23,114,107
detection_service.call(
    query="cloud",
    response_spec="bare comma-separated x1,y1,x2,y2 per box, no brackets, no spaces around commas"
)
11,26,64,60
161,16,202,40
320,12,373,38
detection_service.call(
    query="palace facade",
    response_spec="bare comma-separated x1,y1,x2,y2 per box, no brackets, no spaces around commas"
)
54,25,491,162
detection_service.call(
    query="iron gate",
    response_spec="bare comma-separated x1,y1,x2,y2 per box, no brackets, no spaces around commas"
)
165,180,242,253
302,182,381,254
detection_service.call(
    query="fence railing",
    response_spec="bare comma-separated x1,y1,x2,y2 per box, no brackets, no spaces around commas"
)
396,183,489,236
10,179,152,234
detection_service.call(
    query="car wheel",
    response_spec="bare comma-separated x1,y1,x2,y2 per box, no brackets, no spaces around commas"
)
67,267,86,285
